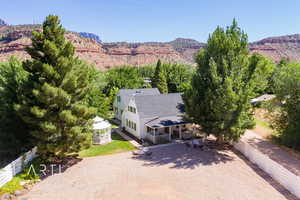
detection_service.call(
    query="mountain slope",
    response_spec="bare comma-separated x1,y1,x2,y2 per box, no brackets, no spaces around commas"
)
1,24,300,70
79,32,102,43
249,34,300,61
0,25,192,70
0,18,7,26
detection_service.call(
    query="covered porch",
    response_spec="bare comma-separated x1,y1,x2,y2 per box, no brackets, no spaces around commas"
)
145,116,194,144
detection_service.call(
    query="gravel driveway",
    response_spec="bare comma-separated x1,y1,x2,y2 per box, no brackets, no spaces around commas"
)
22,144,291,200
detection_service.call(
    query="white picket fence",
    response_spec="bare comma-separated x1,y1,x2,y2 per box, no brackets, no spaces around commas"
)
0,147,38,187
234,140,300,199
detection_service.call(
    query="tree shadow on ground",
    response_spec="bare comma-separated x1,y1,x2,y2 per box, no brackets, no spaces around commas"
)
233,149,299,200
134,143,234,169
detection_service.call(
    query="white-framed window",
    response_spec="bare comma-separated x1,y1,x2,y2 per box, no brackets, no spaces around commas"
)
128,106,136,113
126,119,136,131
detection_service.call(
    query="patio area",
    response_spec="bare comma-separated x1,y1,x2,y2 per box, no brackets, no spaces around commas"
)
21,144,292,200
145,121,195,144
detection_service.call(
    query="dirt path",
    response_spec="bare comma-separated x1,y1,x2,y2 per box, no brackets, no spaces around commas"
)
22,144,290,200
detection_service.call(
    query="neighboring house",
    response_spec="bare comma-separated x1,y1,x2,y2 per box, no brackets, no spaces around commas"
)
113,88,160,121
251,94,276,104
116,89,193,144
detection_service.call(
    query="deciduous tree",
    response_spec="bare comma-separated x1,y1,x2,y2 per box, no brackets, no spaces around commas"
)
183,19,261,143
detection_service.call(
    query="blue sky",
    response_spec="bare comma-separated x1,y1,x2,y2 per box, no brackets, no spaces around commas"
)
2,0,300,42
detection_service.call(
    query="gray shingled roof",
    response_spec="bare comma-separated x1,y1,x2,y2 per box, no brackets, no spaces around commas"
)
134,93,184,119
118,88,160,96
145,115,187,128
118,88,160,109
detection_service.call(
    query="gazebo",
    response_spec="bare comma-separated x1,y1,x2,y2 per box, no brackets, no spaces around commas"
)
93,116,112,145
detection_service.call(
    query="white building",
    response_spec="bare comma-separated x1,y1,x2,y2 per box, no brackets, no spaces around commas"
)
114,89,193,144
93,116,112,145
113,88,160,121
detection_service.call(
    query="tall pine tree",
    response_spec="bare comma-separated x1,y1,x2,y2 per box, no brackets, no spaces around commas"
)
183,19,260,143
152,59,162,88
15,15,96,159
152,59,168,93
157,69,168,93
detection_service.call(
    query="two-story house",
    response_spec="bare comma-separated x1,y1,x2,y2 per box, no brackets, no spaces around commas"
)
113,88,160,121
115,89,192,144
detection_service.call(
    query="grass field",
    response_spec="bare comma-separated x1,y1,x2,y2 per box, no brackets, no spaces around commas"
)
78,132,136,158
255,118,272,130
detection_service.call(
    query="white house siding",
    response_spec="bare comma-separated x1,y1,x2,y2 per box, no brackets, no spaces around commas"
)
113,95,126,120
139,118,153,139
113,98,121,120
122,99,140,138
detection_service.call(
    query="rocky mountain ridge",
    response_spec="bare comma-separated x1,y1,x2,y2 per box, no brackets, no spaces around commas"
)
1,23,300,70
0,18,7,26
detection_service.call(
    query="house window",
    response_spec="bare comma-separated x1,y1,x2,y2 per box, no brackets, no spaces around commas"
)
128,106,136,113
147,127,152,132
126,120,136,131
117,96,121,102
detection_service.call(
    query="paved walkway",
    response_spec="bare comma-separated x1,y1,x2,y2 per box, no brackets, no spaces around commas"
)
242,130,300,177
22,144,292,200
114,128,142,148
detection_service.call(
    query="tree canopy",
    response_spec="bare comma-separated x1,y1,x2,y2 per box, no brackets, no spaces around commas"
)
103,66,144,95
152,60,194,93
272,62,300,150
15,15,96,159
0,57,31,157
183,19,266,143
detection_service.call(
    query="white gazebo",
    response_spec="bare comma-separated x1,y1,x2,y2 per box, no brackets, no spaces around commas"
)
93,116,112,145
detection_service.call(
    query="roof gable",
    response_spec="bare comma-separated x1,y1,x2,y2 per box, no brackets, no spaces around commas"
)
134,93,184,119
117,88,160,108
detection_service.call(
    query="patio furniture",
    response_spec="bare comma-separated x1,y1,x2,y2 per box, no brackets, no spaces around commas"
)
145,151,152,156
185,142,191,148
132,147,152,157
132,150,144,156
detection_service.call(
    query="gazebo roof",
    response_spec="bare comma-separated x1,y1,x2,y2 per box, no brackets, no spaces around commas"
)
93,116,111,130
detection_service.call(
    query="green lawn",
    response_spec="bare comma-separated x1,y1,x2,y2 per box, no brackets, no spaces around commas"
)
255,118,272,130
0,159,40,195
78,132,136,158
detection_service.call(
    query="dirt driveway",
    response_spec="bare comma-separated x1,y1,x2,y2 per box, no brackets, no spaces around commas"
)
22,144,291,200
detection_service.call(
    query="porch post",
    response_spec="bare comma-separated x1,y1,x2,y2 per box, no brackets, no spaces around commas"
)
169,126,172,141
154,128,156,144
179,126,182,139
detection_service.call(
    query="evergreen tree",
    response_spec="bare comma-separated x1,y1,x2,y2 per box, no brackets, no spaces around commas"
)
183,19,260,143
157,69,168,93
152,59,168,93
152,59,162,88
15,15,96,159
